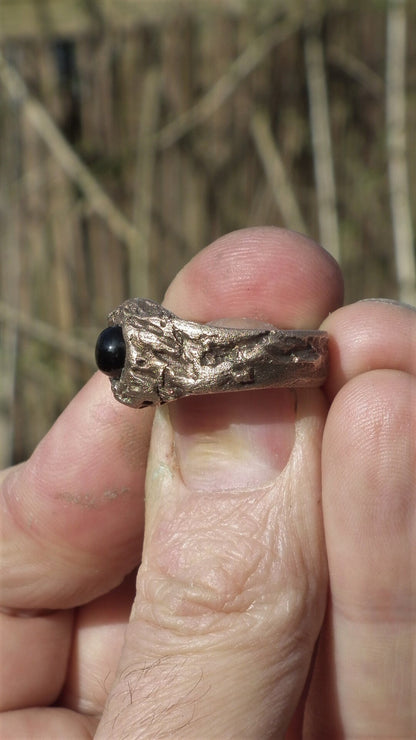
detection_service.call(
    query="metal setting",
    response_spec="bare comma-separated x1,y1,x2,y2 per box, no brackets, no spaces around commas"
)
97,298,329,409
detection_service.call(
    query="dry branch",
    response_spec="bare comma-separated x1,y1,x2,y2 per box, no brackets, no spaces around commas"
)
386,0,416,305
155,15,302,149
251,110,307,234
304,13,340,261
328,45,383,98
131,67,161,297
0,122,21,466
0,301,95,365
0,246,20,468
0,49,146,265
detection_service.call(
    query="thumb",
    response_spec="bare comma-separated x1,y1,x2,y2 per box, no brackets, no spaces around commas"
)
95,227,341,737
97,387,327,738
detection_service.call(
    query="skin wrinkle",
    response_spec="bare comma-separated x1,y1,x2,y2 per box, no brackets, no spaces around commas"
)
147,491,281,615
135,545,319,659
138,561,295,645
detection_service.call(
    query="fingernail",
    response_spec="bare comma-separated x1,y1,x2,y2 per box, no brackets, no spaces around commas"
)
359,298,416,312
170,389,295,492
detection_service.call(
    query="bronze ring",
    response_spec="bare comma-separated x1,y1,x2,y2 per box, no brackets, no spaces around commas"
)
95,298,329,409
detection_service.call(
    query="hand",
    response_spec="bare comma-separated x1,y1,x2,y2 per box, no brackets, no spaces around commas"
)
1,227,414,738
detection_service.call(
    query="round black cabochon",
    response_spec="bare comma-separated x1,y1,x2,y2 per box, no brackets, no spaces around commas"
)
95,326,126,377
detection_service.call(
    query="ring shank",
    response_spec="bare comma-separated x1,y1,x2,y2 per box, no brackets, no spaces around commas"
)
102,299,329,409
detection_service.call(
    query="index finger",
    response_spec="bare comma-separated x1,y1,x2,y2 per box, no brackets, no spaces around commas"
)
1,372,153,610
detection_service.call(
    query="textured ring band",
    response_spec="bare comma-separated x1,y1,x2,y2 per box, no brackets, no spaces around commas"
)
95,298,329,409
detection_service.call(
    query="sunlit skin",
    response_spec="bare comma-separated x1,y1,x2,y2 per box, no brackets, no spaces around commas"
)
1,227,415,738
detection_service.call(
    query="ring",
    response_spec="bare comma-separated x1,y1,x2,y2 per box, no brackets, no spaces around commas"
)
95,298,329,409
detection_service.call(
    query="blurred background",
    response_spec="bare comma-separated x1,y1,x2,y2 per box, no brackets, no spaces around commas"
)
0,0,415,466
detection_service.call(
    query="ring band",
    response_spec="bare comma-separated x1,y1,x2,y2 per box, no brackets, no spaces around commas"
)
95,298,329,409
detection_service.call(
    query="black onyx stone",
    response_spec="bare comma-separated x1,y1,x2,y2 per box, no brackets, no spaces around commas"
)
95,326,126,378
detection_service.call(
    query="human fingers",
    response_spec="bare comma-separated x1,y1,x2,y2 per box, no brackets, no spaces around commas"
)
1,375,153,611
305,300,416,737
0,343,152,712
96,227,343,738
322,299,416,400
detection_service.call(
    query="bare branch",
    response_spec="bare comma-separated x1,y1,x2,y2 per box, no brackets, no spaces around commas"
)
131,67,161,297
250,110,307,234
0,49,146,264
304,11,340,261
0,301,95,365
0,239,20,468
386,0,416,305
327,45,383,98
155,15,302,150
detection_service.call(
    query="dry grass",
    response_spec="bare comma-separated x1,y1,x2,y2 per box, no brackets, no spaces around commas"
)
0,0,415,464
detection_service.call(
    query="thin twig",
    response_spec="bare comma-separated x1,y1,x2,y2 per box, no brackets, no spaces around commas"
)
0,49,146,264
154,14,302,150
386,0,415,305
131,67,161,297
0,301,95,366
250,110,307,234
0,234,20,468
327,45,383,98
304,11,340,261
